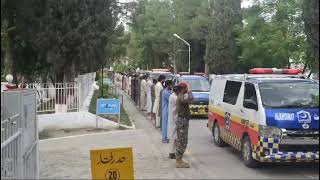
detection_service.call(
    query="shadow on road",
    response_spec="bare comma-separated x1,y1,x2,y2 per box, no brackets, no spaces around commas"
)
190,116,208,120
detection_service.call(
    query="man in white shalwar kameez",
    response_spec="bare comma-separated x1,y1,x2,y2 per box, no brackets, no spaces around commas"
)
152,75,166,127
140,75,148,111
168,85,180,159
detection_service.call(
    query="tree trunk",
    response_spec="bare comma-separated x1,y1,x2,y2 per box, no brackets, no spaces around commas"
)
55,69,64,83
205,63,209,77
41,72,48,83
63,62,74,82
4,44,13,76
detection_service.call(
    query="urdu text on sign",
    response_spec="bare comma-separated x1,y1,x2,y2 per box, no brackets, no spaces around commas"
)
90,147,134,180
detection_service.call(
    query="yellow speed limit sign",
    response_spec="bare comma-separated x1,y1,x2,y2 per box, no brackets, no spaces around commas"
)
90,147,134,180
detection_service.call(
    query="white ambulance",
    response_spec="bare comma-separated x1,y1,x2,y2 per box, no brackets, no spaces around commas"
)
208,68,319,167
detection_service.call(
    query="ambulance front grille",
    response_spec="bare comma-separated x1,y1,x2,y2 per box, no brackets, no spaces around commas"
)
279,144,319,153
282,130,319,139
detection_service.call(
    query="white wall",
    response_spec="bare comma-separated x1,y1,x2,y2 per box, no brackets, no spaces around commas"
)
1,82,8,92
37,112,119,133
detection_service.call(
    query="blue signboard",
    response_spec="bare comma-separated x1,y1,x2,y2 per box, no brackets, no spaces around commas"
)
96,99,120,115
103,78,112,85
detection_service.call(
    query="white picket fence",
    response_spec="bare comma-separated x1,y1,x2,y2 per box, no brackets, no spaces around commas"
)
29,83,79,113
1,90,39,179
29,72,95,114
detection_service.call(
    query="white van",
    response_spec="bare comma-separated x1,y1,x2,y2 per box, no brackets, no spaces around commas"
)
207,68,319,167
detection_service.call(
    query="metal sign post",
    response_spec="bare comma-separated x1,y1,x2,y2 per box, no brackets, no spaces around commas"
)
118,111,121,128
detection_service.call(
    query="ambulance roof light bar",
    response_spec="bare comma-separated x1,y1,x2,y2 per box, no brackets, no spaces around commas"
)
249,68,301,75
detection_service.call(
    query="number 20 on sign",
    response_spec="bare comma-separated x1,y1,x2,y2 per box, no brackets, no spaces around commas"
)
90,147,134,180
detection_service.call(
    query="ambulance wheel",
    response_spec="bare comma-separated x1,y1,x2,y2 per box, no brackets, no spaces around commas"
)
212,122,226,147
242,136,258,168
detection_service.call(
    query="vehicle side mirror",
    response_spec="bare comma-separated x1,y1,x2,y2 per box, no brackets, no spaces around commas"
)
244,99,258,111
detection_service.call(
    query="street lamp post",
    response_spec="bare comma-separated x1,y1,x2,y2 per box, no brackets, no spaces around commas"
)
173,33,191,74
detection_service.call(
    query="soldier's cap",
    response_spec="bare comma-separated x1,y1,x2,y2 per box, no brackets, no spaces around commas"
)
179,82,188,89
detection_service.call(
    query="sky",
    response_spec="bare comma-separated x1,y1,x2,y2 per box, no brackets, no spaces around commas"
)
242,0,254,8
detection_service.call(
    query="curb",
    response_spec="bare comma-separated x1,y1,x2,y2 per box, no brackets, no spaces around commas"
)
118,88,159,130
117,89,137,129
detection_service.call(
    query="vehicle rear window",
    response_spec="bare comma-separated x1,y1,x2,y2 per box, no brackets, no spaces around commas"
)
182,78,210,92
223,81,242,105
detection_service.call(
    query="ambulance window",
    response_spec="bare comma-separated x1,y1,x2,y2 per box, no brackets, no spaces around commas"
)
243,83,258,110
223,81,242,105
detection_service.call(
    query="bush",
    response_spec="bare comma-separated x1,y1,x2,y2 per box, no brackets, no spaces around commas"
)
95,71,107,81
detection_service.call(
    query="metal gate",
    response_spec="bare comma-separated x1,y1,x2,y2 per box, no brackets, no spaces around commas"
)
1,90,39,179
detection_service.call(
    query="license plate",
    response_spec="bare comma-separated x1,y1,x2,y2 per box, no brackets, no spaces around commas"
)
199,109,206,114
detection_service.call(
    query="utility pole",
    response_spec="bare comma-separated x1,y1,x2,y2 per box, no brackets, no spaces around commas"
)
173,34,191,74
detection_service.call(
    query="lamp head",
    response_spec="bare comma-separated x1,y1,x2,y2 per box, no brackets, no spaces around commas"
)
5,74,13,83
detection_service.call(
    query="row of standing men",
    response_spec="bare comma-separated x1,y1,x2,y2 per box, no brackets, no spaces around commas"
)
113,72,193,168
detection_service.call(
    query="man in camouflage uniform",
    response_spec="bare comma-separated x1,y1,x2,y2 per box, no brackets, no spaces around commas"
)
175,82,193,168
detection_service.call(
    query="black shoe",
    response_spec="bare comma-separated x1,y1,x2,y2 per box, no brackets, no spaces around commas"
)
169,153,176,159
162,139,169,143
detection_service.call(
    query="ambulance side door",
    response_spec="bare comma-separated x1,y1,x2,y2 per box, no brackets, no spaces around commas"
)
241,82,259,140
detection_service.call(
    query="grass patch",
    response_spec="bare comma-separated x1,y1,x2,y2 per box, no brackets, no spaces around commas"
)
39,130,50,140
89,88,132,127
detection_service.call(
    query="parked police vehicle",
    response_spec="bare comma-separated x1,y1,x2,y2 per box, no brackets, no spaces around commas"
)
207,68,319,167
172,72,210,116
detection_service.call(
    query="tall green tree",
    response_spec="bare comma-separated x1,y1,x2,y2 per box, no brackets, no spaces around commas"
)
1,0,49,83
127,0,173,70
205,0,242,74
1,0,121,83
302,0,319,72
128,0,210,73
236,0,311,72
172,0,207,73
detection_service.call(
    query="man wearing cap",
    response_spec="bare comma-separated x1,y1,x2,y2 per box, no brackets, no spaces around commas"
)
175,82,193,168
168,85,180,159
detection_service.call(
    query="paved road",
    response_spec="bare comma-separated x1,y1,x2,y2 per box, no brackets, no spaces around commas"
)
187,118,319,179
39,90,319,179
